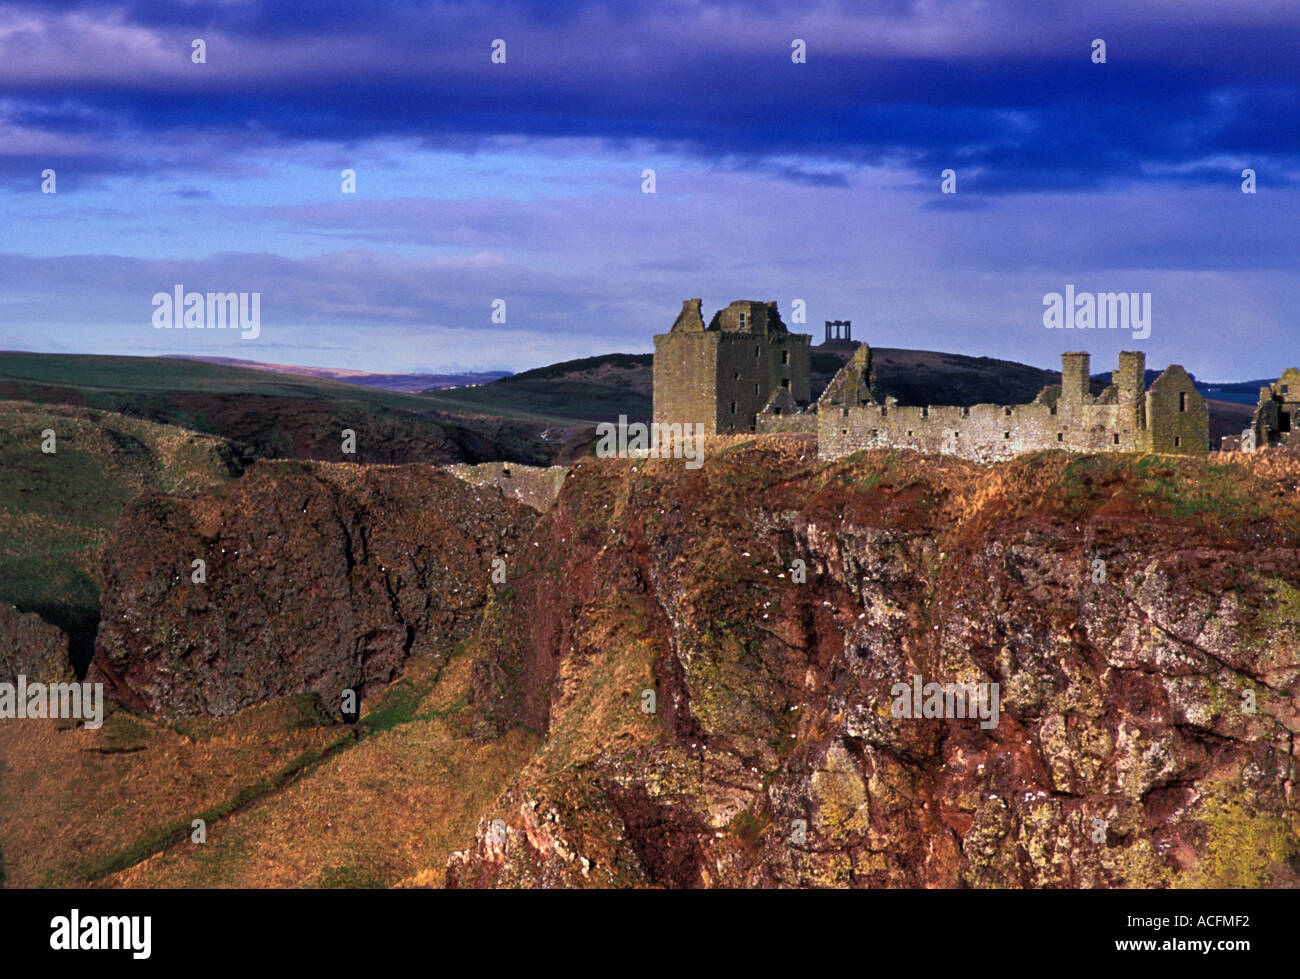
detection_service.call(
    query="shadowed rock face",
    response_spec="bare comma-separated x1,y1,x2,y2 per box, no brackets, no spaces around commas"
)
450,438,1300,888
0,603,73,685
89,460,538,719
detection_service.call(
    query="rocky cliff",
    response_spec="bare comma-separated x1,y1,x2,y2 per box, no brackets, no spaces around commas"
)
448,437,1299,887
77,436,1299,887
89,460,538,718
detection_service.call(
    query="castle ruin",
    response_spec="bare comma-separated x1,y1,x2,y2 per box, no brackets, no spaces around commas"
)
1221,368,1300,452
652,299,811,435
651,299,1210,460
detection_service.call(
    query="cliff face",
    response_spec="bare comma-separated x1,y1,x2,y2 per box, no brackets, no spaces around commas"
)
89,460,538,718
451,437,1300,887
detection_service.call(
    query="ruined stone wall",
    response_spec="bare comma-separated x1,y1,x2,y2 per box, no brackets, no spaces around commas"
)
818,395,1193,463
653,331,720,433
714,334,771,432
755,412,817,434
816,349,1206,462
1144,366,1209,455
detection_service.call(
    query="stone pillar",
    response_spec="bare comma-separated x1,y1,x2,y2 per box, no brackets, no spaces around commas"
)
1116,350,1145,433
1060,351,1090,410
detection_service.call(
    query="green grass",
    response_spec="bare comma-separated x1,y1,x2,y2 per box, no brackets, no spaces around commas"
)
0,400,240,672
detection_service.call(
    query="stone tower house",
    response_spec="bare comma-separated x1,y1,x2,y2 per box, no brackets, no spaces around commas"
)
653,299,812,434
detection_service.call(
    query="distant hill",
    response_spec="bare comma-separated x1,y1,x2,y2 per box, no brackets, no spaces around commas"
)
814,345,1062,406
419,353,653,422
161,355,510,393
0,352,579,467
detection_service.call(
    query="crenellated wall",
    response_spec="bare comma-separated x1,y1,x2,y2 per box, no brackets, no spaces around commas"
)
818,349,1208,461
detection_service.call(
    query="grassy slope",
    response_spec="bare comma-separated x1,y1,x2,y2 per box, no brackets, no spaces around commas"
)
0,399,243,672
0,645,536,888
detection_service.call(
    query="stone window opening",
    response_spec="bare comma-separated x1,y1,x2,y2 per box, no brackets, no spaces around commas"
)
782,378,790,390
730,401,737,415
1112,433,1120,445
754,345,760,358
1003,431,1011,439
1175,436,1182,447
907,430,913,437
781,349,789,365
733,371,741,381
1004,407,1013,416
870,429,878,437
1179,392,1187,412
1057,432,1064,442
961,407,970,418
754,383,759,395
841,428,848,435
922,407,929,418
738,312,747,328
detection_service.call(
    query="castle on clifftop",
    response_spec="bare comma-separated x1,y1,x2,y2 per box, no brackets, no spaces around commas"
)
652,298,1211,461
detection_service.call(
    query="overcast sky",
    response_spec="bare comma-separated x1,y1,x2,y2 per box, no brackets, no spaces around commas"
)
1,0,1296,379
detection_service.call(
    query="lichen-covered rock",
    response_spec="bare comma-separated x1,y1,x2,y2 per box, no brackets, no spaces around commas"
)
0,603,74,684
449,438,1300,887
89,460,538,718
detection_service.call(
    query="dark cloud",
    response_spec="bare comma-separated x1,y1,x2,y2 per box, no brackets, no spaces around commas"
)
0,1,1295,188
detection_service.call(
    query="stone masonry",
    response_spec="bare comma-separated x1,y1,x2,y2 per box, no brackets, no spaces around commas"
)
652,299,811,435
651,299,1211,460
817,345,1208,462
1222,367,1300,452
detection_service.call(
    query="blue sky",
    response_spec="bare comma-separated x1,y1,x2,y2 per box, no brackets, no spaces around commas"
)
0,0,1296,379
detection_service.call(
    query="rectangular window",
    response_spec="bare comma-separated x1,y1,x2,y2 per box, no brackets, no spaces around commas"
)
782,378,790,390
730,401,737,414
781,350,789,365
1175,436,1182,447
1179,392,1187,412
1113,433,1120,444
1057,433,1064,442
1004,432,1011,439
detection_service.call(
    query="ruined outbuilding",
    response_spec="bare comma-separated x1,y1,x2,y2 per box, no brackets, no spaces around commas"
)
1222,368,1300,452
